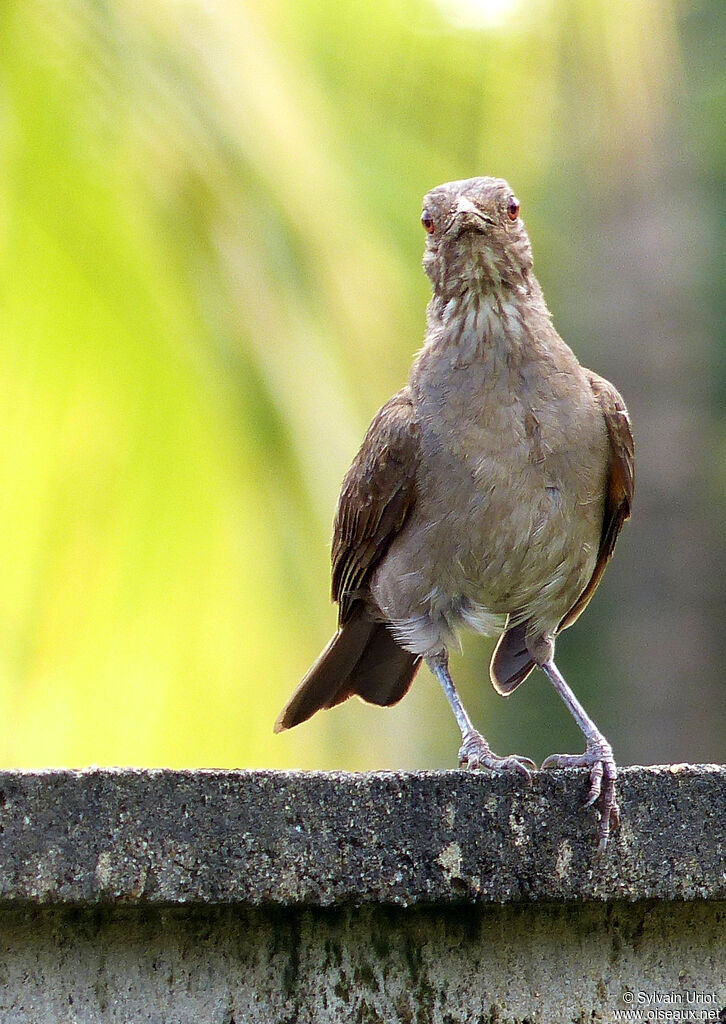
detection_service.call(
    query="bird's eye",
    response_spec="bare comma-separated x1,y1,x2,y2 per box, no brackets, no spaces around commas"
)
507,196,520,221
421,211,435,234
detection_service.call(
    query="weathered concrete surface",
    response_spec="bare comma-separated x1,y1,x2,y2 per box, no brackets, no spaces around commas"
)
0,765,724,906
0,766,724,1023
1,901,724,1024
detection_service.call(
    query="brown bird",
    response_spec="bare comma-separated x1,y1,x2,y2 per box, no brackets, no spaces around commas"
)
275,177,634,850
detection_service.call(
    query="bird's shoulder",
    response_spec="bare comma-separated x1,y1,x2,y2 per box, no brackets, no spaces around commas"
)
344,387,420,494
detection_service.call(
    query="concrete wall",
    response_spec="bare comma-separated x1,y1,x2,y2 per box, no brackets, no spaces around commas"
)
0,766,724,1023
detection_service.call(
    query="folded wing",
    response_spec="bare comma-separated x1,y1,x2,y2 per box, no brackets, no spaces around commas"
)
275,388,421,731
491,370,635,694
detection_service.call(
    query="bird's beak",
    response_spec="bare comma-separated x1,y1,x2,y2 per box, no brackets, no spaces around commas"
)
455,196,480,217
452,195,490,233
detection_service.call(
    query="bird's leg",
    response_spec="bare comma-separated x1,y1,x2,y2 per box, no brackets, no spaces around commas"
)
540,658,619,850
427,652,535,779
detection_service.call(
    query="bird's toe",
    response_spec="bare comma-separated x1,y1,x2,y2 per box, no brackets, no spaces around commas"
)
541,741,619,850
458,732,534,781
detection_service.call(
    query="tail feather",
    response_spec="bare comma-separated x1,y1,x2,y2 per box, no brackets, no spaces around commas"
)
330,623,421,708
274,614,419,732
490,621,536,695
274,614,372,732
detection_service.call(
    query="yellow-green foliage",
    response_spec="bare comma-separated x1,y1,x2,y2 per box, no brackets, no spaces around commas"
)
0,0,717,768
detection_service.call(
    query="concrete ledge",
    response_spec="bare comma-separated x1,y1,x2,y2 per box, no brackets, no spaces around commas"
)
1,764,724,906
1,766,725,1023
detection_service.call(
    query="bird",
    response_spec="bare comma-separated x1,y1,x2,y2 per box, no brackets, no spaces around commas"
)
275,176,634,850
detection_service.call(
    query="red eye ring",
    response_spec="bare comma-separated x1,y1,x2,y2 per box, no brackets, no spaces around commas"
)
507,196,520,221
421,211,435,234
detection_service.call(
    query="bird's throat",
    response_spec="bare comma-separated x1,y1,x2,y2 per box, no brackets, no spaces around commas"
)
427,287,529,368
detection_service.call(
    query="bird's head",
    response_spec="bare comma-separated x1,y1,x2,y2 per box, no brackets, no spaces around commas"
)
421,177,534,302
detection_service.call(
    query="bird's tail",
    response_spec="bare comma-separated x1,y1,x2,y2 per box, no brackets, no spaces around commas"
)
274,612,421,732
490,620,536,694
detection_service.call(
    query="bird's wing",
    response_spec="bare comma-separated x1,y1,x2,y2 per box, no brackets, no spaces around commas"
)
558,370,635,632
332,387,420,626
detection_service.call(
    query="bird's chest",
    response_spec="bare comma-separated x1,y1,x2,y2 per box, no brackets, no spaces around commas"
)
412,355,607,599
417,358,578,500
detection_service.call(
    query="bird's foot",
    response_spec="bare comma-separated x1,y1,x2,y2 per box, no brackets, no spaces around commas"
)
459,730,535,781
541,738,619,851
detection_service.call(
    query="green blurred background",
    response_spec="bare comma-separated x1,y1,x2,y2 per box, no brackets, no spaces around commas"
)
1,0,724,770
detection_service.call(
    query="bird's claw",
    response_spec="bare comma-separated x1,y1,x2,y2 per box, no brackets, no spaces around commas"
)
541,741,619,851
458,731,535,782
